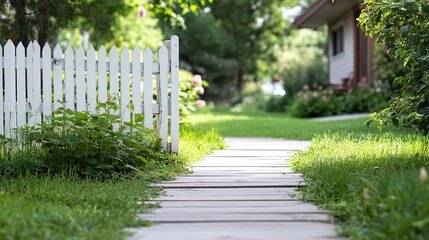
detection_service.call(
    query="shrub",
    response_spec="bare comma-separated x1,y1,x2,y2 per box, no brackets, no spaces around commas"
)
0,102,184,179
287,85,391,118
287,85,336,118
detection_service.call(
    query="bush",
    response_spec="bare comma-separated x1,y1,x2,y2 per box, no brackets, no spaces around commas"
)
287,85,391,118
0,102,184,179
287,85,336,118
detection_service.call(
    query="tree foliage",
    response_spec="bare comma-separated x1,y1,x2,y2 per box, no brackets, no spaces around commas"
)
210,0,298,93
0,0,128,45
359,0,429,134
0,0,212,46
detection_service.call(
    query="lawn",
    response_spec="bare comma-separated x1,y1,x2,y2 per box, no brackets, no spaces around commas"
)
0,127,224,240
191,109,403,140
191,109,428,239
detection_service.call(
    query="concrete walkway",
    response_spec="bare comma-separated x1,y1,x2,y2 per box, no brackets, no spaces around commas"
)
127,138,339,240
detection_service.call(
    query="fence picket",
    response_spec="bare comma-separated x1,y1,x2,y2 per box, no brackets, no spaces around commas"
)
120,47,130,124
132,47,141,115
143,48,153,129
170,36,180,153
43,43,52,119
158,45,169,150
87,45,96,112
32,41,42,124
53,45,63,111
76,46,85,111
4,40,15,137
65,46,74,110
27,42,35,125
109,47,119,100
16,43,26,128
0,45,3,134
98,46,107,105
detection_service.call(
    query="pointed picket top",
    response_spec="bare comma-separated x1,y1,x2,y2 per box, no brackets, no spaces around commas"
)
5,39,14,49
109,45,118,56
43,42,51,54
88,44,95,55
65,45,73,56
158,44,168,56
144,47,153,59
133,46,140,54
76,45,84,55
120,46,129,60
98,45,107,54
32,41,40,52
16,42,25,54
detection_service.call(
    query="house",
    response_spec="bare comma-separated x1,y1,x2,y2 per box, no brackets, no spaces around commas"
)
293,0,374,90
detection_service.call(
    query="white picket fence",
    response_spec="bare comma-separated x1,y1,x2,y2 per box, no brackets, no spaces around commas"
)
0,35,179,153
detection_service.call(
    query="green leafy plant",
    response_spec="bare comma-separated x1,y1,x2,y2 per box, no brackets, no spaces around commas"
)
1,101,183,179
359,0,429,135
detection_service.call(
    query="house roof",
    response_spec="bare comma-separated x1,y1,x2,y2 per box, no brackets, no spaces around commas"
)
293,0,359,29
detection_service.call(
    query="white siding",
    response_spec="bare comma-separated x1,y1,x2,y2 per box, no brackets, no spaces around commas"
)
329,11,355,85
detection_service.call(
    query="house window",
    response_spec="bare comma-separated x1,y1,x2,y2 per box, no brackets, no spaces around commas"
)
332,27,344,56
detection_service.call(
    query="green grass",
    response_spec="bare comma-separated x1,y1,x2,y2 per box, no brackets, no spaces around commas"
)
191,109,404,140
291,132,429,239
192,108,427,239
0,127,224,240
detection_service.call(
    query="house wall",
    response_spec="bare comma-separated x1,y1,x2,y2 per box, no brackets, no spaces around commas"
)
328,10,355,85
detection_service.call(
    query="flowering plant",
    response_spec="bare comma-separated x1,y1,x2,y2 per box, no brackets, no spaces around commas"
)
179,70,208,124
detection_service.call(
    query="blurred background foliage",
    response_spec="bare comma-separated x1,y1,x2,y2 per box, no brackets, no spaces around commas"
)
0,0,398,118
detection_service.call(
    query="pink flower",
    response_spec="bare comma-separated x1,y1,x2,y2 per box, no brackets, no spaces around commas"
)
191,74,203,86
195,86,204,95
196,99,206,108
312,92,318,97
303,94,308,100
303,85,309,91
138,6,147,18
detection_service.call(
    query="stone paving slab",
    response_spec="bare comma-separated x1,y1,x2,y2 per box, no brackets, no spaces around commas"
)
126,138,339,240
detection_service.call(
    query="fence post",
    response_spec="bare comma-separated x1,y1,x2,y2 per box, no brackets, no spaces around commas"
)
170,35,180,153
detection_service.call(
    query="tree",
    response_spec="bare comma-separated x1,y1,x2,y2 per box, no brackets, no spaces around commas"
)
0,0,212,46
359,0,429,134
210,0,298,93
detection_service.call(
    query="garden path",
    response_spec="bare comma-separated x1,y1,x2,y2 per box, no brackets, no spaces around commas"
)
127,138,340,240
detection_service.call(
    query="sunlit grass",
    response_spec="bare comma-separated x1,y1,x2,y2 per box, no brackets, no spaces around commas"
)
191,109,406,140
291,132,429,239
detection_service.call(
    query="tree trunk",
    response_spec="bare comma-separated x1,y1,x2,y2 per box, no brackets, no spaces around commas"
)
37,1,52,45
11,0,29,45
